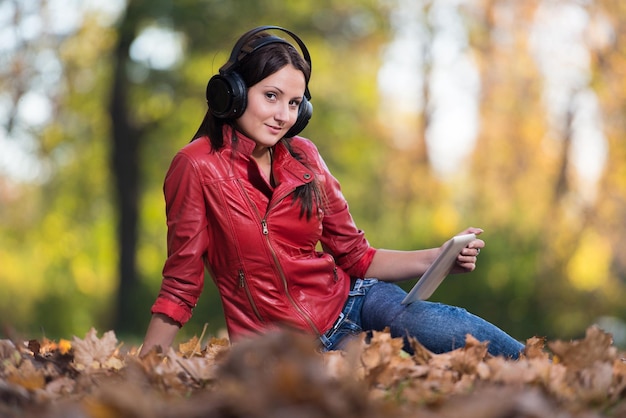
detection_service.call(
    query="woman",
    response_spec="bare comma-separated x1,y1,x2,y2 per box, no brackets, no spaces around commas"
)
140,26,525,358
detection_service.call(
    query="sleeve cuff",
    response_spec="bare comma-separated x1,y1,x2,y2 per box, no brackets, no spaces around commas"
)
150,297,193,326
351,247,377,278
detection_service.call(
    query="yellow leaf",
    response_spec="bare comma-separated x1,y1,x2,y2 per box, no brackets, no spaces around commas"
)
178,336,201,358
6,361,46,390
59,339,72,355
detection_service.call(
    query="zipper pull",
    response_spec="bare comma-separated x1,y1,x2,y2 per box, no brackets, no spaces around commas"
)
261,219,268,235
333,266,339,282
239,270,245,287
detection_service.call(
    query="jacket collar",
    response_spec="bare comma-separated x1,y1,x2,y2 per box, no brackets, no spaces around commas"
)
222,125,257,156
222,125,314,186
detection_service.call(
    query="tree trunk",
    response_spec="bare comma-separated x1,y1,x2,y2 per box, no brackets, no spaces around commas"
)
109,6,141,336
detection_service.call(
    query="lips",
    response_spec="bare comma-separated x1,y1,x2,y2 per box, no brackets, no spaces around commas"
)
266,124,284,135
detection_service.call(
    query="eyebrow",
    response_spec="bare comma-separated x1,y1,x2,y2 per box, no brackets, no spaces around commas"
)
263,85,284,94
263,85,303,100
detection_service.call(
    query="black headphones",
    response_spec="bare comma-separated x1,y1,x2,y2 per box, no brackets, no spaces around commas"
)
206,25,313,138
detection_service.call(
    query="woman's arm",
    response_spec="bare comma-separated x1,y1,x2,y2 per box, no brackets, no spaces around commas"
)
365,227,485,282
141,151,210,356
139,313,181,356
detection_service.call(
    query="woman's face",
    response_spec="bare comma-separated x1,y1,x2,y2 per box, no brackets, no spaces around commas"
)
236,64,306,153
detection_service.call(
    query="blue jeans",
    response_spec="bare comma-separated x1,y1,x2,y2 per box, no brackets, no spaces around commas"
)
320,279,524,359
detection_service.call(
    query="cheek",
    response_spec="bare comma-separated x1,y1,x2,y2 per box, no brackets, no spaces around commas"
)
243,96,266,120
239,101,261,126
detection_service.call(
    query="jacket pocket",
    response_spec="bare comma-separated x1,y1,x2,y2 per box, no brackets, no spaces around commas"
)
238,269,265,323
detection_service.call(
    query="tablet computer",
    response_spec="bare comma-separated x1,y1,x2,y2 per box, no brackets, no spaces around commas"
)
401,233,476,304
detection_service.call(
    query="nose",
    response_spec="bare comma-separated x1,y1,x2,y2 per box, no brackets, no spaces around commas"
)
274,102,292,124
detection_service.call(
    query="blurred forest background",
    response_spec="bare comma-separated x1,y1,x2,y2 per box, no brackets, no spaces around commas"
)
1,0,625,348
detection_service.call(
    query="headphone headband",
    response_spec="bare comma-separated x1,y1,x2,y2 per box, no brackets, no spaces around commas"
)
219,25,312,83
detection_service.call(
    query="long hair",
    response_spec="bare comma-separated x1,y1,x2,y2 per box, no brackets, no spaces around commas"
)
195,32,322,220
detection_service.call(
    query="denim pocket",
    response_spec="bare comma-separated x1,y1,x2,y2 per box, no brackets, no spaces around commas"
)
319,278,378,350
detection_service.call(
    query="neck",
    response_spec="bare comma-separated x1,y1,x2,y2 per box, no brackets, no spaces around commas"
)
252,145,269,159
252,146,273,185
252,146,273,166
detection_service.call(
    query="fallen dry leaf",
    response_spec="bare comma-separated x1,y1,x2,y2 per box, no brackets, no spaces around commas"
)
1,325,625,418
5,360,46,390
72,328,119,370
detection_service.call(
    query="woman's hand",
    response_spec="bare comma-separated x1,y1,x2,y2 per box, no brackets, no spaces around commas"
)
139,313,181,357
452,227,485,273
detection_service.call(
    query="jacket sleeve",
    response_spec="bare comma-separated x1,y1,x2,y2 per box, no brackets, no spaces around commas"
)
306,142,377,278
150,151,209,325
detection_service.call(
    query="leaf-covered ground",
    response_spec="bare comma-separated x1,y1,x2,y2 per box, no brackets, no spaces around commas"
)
1,325,625,417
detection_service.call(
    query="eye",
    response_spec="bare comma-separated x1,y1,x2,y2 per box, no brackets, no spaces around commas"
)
289,99,301,109
265,92,277,101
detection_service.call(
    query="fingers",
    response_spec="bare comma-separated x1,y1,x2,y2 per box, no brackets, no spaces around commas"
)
457,244,483,271
460,227,483,236
460,246,482,257
454,231,485,273
456,258,477,272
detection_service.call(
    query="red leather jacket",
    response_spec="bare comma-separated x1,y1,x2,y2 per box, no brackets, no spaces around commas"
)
151,127,376,341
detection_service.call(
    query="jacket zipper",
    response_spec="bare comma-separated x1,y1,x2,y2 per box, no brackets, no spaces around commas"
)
238,179,321,336
261,216,321,336
239,269,264,323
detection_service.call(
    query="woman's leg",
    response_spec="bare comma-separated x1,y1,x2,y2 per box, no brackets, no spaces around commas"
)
360,280,525,359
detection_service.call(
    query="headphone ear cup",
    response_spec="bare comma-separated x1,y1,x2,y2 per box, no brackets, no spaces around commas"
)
206,72,247,119
285,96,313,138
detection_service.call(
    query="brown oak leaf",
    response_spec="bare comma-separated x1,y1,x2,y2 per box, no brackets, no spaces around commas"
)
72,328,119,369
5,360,46,390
